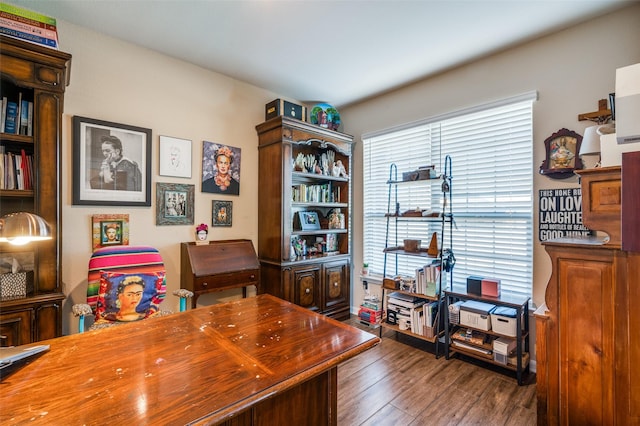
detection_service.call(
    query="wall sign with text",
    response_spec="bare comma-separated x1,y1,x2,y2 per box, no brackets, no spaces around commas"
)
538,188,591,241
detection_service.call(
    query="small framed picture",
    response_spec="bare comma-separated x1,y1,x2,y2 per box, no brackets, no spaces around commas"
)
212,200,232,227
156,183,194,226
92,214,129,251
159,135,192,178
299,211,321,231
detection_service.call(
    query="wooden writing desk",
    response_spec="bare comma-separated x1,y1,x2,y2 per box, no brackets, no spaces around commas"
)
0,294,379,425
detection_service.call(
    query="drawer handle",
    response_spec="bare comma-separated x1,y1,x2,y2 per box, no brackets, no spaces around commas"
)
305,288,311,294
202,282,208,287
333,282,339,287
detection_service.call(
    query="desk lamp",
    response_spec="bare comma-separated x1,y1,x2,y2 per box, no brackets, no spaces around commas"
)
0,212,52,245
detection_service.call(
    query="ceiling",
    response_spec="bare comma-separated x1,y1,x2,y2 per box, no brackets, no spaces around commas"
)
12,0,632,107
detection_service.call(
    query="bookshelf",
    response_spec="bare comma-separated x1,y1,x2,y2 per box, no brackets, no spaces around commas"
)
256,116,353,320
0,35,71,345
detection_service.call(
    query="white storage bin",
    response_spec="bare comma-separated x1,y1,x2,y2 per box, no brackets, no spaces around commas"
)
491,306,519,337
460,300,496,331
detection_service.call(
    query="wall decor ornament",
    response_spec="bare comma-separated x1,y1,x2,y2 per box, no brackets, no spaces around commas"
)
212,200,233,227
159,135,192,178
73,116,152,206
91,214,129,251
539,128,583,179
202,142,241,195
156,183,194,226
309,103,341,131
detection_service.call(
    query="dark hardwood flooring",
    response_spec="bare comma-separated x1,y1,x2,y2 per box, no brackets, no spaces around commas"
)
338,317,536,425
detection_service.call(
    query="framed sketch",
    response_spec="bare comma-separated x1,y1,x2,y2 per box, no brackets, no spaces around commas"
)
73,116,152,206
159,135,192,178
299,211,321,230
92,214,129,251
539,128,583,179
202,142,241,195
156,183,194,226
212,200,233,227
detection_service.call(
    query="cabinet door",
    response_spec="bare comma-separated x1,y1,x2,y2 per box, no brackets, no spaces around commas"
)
547,247,615,425
290,264,321,313
322,260,349,314
34,302,61,342
0,309,32,346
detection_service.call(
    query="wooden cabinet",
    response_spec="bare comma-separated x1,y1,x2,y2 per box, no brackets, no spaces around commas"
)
0,36,70,345
535,166,640,425
256,117,353,320
180,240,259,308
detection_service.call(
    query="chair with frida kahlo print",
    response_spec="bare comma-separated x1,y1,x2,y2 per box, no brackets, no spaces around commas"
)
72,245,192,332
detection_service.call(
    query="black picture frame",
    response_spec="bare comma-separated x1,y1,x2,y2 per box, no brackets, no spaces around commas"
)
539,128,583,180
212,200,233,227
73,116,152,206
156,183,194,226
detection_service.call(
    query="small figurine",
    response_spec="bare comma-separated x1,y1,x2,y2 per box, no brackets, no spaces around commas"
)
195,223,208,245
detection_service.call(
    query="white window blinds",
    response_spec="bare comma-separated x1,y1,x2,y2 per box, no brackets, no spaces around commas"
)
363,93,535,300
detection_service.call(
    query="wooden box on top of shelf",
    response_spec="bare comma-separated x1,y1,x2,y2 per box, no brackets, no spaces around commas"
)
256,116,353,320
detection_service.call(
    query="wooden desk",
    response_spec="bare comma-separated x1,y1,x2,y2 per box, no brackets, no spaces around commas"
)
0,294,379,425
181,240,260,307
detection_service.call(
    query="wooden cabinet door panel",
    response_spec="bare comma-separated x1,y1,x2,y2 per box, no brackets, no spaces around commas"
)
557,255,615,425
0,310,32,346
291,265,321,313
323,261,349,312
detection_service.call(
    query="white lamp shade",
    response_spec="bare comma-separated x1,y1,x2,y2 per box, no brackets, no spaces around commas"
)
580,125,601,156
0,212,52,245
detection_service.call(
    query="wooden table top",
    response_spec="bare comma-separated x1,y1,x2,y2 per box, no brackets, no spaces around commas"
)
0,294,379,425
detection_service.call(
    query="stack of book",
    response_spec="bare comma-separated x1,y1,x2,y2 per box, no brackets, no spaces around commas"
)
358,297,382,325
415,261,443,297
1,94,33,136
0,2,58,50
387,291,439,337
0,146,33,190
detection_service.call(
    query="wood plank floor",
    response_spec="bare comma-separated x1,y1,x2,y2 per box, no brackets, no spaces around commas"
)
338,318,537,425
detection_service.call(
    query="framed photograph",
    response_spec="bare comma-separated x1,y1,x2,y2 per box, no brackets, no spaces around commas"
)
159,135,192,178
212,200,233,227
156,183,194,226
73,116,152,206
92,214,129,251
299,211,321,230
202,142,241,195
539,128,583,180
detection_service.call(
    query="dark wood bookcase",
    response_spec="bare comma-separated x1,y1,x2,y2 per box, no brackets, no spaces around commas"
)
0,36,71,345
256,117,353,320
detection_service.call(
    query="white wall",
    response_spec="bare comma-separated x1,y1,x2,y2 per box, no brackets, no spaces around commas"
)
57,21,280,334
342,4,640,313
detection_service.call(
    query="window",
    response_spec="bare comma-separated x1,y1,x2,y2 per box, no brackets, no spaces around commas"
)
363,92,535,299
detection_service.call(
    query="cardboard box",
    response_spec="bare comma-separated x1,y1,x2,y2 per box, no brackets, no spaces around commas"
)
481,278,501,297
460,300,496,331
265,98,306,122
0,271,34,298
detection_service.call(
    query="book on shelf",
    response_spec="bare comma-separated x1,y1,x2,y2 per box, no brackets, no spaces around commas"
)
0,15,58,42
19,99,30,136
4,100,18,134
0,96,6,133
0,26,58,49
0,3,57,29
0,10,56,31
